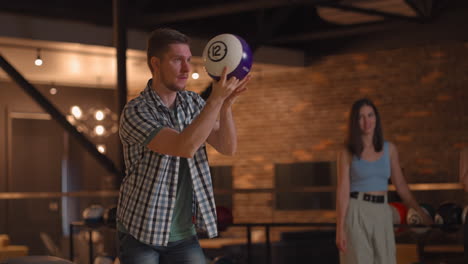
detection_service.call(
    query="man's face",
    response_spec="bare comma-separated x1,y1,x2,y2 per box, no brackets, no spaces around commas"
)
156,43,192,92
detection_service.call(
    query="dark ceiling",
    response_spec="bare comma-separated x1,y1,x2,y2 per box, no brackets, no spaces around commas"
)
0,0,462,54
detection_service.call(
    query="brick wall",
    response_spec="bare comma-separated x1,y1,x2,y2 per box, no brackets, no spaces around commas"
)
193,41,468,229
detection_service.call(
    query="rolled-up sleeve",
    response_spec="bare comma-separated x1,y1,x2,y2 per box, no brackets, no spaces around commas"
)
120,103,163,146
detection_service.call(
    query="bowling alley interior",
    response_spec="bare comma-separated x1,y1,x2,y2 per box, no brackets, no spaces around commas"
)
0,1,467,264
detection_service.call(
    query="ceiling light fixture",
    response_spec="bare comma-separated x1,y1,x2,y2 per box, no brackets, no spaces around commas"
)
97,144,106,154
95,110,105,121
94,125,105,136
34,48,43,66
70,105,82,119
49,82,57,95
191,65,200,80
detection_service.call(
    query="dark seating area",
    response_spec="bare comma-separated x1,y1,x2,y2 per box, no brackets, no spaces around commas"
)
1,256,74,264
204,229,339,264
272,230,339,264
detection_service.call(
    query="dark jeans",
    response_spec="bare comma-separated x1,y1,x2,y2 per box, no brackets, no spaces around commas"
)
117,231,207,264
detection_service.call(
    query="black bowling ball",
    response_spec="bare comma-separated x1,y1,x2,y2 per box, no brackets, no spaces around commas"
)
435,202,462,233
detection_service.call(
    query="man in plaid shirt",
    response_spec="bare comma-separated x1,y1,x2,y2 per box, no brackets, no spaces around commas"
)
116,28,250,264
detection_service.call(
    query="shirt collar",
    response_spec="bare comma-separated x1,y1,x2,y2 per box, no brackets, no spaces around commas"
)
142,79,189,111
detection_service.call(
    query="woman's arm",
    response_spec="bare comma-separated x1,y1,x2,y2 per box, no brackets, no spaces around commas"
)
336,148,351,252
389,142,433,225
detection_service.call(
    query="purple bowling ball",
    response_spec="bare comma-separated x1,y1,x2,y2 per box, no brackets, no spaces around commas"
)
202,34,253,81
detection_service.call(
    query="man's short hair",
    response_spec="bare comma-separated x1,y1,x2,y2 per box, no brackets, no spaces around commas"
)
147,28,190,72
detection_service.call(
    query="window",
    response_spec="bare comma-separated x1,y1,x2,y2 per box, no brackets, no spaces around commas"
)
210,166,233,209
275,162,336,210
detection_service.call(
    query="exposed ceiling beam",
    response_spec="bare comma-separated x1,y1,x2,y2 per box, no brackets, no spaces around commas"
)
405,0,433,17
316,2,422,22
251,6,295,50
268,21,399,44
405,0,448,19
139,0,331,25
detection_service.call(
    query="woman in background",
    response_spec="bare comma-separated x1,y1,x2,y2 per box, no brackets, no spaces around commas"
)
335,98,433,264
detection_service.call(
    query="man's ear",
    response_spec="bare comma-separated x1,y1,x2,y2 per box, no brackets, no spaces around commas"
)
150,56,160,71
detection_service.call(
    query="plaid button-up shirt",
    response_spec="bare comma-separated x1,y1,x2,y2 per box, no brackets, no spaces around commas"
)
117,80,218,246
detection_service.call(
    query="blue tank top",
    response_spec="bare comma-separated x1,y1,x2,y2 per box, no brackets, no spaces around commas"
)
350,141,391,192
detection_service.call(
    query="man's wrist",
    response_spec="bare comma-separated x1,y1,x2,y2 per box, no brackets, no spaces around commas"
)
206,97,224,108
221,102,234,114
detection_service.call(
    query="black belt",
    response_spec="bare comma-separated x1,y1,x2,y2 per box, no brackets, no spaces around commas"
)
350,192,385,203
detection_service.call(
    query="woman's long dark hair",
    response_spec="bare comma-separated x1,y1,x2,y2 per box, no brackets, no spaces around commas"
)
346,98,384,158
